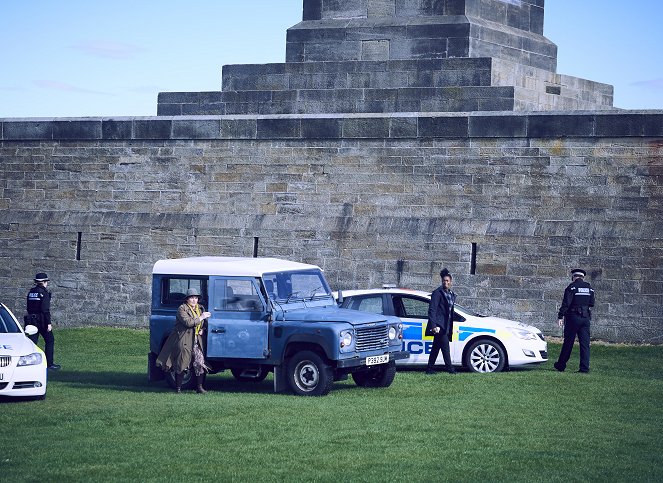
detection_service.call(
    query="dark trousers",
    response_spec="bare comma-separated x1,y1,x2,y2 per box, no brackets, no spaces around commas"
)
28,327,55,366
556,315,590,372
427,332,453,371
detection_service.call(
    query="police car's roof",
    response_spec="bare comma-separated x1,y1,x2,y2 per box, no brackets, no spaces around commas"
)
338,287,431,298
152,257,321,277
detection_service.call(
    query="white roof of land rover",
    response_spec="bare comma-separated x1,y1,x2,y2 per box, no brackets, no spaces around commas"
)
153,257,321,277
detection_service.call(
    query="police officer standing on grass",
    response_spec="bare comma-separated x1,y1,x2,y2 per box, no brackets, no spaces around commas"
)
554,268,595,373
26,272,61,371
425,268,457,375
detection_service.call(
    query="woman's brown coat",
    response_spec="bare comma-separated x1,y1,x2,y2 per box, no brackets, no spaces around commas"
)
156,303,205,373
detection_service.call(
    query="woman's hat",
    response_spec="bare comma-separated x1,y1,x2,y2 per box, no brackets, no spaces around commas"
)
186,288,201,298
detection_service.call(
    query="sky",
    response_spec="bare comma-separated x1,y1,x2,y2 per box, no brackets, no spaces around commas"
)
1,0,662,118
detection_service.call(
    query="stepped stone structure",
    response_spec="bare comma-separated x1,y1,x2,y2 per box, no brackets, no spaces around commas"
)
0,0,661,343
158,0,613,115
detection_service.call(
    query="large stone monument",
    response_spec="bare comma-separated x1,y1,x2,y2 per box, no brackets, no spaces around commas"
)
158,0,613,115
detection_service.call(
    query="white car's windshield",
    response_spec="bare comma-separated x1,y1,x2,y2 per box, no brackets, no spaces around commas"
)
263,269,332,304
0,306,21,333
455,304,486,318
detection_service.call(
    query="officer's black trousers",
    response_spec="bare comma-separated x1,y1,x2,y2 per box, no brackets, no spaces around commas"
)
28,327,55,367
556,315,590,372
427,332,453,371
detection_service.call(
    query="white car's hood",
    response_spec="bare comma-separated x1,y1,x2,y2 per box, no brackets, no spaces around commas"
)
465,315,540,333
0,333,39,356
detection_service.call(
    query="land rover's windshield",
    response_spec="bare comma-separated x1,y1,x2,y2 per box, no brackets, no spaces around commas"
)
262,269,333,306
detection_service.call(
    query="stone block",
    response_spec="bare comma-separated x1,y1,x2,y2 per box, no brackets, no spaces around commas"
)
3,121,54,140
52,120,101,140
257,118,301,139
172,120,221,139
527,114,595,138
102,120,132,140
134,120,172,140
342,117,390,138
418,116,469,138
469,115,527,138
301,118,342,139
389,116,418,138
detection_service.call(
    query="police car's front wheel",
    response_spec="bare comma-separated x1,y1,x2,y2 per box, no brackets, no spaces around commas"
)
464,339,506,373
287,351,333,396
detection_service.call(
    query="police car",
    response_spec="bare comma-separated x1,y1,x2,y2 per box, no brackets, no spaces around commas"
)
0,303,47,399
337,287,547,373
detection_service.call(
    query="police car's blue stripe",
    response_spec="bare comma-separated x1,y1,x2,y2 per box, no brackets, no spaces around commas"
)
458,326,496,342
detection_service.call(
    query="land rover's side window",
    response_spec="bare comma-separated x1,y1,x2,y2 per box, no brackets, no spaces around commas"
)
161,278,206,307
213,279,262,312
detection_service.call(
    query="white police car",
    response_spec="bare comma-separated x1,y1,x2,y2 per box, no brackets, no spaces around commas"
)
0,302,47,399
337,287,547,373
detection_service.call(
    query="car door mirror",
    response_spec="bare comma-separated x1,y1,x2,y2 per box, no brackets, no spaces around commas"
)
24,324,38,336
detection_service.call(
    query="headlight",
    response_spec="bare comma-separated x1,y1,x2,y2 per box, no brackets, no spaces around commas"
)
18,352,43,366
388,323,403,342
507,328,538,340
340,330,353,350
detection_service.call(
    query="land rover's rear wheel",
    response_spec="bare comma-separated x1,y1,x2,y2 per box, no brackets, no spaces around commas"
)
352,361,396,387
287,351,333,396
231,366,269,382
464,339,506,373
165,368,197,390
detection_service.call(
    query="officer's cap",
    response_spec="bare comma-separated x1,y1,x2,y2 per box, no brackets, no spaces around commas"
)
570,268,586,278
186,288,201,298
34,272,49,282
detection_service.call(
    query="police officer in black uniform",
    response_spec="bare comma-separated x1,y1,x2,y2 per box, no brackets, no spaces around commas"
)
26,272,60,371
554,268,595,373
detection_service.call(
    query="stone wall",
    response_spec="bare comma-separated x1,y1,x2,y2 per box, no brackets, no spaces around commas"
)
0,111,661,343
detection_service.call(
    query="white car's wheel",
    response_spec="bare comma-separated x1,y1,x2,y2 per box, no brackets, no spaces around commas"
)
464,339,506,373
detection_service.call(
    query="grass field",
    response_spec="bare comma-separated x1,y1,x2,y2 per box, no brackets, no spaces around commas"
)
1,328,662,482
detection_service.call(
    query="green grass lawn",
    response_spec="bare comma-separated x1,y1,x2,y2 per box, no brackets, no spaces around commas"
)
2,328,662,482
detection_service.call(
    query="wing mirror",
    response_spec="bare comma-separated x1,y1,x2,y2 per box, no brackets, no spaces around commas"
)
24,324,38,336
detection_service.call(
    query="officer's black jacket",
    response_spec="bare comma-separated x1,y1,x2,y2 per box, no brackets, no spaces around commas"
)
558,278,595,319
26,284,52,326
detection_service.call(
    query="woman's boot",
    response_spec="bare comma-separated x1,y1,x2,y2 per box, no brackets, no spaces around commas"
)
196,374,207,394
175,372,183,393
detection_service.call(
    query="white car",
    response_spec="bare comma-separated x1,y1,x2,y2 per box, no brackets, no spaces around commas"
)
0,303,47,399
337,287,547,373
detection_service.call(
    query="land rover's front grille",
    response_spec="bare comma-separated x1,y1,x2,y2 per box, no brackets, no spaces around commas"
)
356,326,389,351
0,356,11,368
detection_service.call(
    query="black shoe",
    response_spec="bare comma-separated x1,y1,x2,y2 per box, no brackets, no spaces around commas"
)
425,368,436,375
553,362,564,372
447,369,458,375
48,364,61,371
576,370,590,374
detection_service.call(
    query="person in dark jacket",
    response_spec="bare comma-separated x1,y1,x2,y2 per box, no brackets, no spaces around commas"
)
426,268,457,375
156,287,211,393
26,272,60,371
554,268,595,373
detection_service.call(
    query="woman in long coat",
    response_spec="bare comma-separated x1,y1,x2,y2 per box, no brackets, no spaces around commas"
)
156,287,211,393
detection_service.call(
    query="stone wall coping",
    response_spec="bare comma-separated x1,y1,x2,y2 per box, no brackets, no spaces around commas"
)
1,110,662,141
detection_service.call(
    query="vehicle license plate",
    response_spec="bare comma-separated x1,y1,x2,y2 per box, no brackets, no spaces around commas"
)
365,354,389,366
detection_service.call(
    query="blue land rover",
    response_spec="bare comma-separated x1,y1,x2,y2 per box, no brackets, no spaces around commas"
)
148,257,408,396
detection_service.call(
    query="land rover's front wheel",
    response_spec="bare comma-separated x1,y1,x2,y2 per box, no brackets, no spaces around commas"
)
287,351,333,396
352,361,396,387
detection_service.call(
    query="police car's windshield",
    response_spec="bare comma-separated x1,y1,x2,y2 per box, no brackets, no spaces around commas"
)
454,304,486,318
0,306,21,333
263,269,332,304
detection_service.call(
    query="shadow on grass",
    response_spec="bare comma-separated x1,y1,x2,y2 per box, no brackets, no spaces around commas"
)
47,369,285,395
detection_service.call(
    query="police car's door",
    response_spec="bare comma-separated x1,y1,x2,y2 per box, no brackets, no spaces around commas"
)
391,294,435,365
206,277,269,359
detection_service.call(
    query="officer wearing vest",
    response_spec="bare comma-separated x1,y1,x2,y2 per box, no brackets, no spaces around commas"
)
26,272,60,371
554,268,595,373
